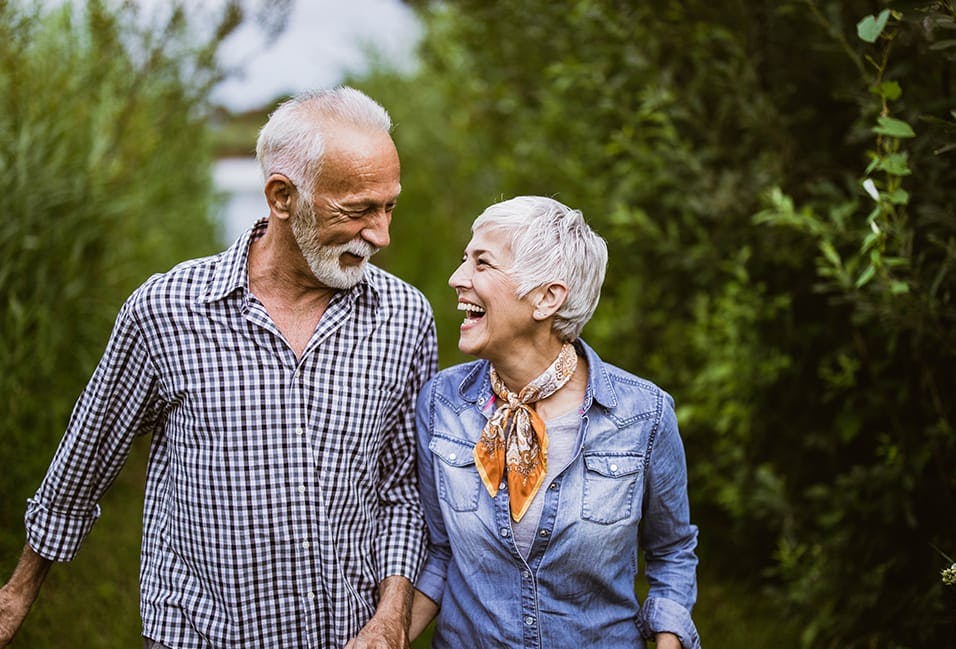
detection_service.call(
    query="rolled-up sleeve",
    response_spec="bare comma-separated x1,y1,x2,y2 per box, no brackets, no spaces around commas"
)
413,378,450,605
25,297,162,562
374,316,438,583
638,396,701,649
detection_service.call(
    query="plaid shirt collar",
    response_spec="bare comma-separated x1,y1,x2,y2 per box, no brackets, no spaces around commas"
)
198,217,383,311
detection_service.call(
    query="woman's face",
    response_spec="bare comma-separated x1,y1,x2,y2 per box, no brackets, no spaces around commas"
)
449,225,538,362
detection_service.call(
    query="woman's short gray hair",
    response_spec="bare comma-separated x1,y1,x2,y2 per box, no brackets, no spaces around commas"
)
473,196,608,342
255,86,392,197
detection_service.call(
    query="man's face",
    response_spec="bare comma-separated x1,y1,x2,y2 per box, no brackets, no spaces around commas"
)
292,126,401,289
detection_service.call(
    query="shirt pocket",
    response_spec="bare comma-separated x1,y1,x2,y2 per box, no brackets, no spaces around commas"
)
429,434,482,512
581,451,644,524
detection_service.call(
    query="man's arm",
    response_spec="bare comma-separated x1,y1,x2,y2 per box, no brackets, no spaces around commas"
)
0,545,52,647
344,575,413,649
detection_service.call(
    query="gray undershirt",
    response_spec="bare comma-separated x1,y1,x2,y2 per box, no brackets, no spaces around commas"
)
512,409,581,557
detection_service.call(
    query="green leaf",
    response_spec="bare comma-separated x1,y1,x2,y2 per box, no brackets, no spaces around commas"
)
820,241,842,268
929,39,956,51
877,153,911,175
886,188,910,205
873,116,916,138
856,264,877,287
870,81,902,101
857,9,891,43
890,280,910,294
861,230,881,253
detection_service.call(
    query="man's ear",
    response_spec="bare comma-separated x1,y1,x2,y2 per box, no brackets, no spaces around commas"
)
264,174,295,220
532,282,569,321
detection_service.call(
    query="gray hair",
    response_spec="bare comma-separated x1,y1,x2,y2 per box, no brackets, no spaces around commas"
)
255,86,392,197
473,196,608,342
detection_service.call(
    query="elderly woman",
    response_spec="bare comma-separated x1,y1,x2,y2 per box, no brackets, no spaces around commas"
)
410,196,700,649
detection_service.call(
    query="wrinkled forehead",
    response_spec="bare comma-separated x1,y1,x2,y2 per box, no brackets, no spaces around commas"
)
466,224,516,258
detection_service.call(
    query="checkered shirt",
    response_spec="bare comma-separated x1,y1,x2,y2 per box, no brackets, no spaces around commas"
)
24,219,438,648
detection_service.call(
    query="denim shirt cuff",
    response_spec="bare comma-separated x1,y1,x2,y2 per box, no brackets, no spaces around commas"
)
639,596,701,649
414,555,447,606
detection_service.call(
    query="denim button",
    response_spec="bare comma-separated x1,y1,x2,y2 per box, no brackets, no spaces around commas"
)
500,528,510,537
609,463,619,472
524,615,535,626
499,481,507,490
539,529,549,537
449,453,457,461
523,570,531,579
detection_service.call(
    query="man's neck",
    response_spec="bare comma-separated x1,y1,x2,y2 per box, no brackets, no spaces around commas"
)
247,225,336,308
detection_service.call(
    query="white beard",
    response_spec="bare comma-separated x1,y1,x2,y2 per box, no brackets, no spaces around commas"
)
290,201,379,289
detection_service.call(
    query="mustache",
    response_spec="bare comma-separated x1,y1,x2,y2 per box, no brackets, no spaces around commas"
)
336,239,380,259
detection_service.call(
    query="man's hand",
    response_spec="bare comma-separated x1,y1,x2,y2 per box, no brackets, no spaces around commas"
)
0,545,52,648
344,575,413,649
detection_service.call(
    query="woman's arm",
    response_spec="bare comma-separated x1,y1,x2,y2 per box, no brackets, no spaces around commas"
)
409,588,439,640
639,397,701,649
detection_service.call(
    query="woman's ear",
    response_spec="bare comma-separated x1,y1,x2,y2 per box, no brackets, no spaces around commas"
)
532,282,569,321
264,174,295,220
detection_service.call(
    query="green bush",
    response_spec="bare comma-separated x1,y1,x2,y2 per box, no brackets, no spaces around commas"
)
0,0,235,629
362,1,956,646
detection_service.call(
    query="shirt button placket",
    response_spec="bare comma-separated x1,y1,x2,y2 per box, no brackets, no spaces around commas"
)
289,362,317,625
520,559,540,647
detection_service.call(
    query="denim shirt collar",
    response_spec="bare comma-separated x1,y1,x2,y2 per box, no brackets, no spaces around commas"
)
456,339,619,414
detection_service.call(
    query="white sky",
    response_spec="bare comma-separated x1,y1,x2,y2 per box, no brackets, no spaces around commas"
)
192,0,423,111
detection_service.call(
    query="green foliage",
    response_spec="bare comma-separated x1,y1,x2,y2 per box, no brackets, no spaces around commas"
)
366,0,956,645
0,0,234,640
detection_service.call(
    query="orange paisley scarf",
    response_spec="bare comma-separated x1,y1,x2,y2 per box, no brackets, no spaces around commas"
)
474,343,578,522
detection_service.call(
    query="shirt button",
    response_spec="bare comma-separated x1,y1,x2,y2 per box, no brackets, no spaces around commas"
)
609,463,619,472
498,481,507,490
306,591,315,600
523,570,531,579
448,453,457,461
539,529,550,537
296,427,304,436
297,485,306,494
500,528,510,538
524,615,535,626
302,541,310,550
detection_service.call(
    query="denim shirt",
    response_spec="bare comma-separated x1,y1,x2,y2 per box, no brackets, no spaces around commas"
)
416,340,700,649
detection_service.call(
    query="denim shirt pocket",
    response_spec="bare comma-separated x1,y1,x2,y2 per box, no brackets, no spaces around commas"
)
581,451,644,524
430,433,482,512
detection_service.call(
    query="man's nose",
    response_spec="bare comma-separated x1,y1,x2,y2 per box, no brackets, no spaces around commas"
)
362,210,391,250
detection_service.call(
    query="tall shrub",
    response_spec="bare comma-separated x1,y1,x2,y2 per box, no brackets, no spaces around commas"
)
363,0,956,645
0,0,236,561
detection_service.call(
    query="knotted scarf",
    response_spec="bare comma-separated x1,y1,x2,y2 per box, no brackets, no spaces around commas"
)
474,343,578,522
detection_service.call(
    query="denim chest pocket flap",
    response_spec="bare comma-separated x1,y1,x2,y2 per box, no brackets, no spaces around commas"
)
429,434,481,512
581,451,644,524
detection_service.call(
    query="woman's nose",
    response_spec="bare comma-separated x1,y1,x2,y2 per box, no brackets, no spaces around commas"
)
448,261,470,288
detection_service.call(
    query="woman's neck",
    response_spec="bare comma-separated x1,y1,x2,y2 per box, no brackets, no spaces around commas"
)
491,338,568,391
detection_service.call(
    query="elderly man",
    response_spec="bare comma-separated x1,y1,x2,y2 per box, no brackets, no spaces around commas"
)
0,87,437,648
